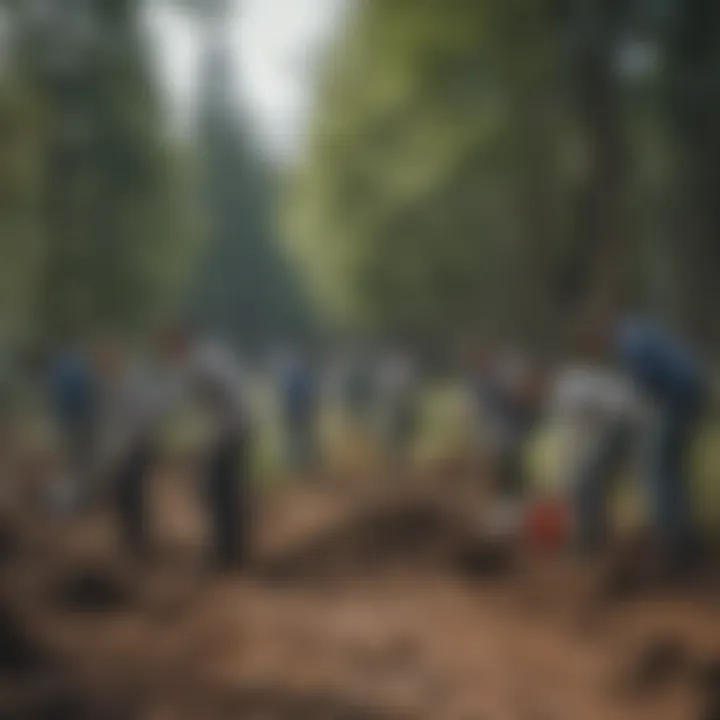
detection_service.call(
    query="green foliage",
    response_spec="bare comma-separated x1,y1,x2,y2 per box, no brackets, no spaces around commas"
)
0,80,43,338
285,0,720,349
283,0,573,341
0,0,200,344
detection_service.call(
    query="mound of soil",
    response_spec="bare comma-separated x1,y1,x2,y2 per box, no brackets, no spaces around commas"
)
259,498,472,583
598,531,718,605
0,684,138,720
597,532,664,602
696,657,720,720
698,657,720,694
52,566,132,614
613,634,690,699
0,516,20,564
455,538,516,581
206,686,410,720
0,688,85,720
601,560,649,601
0,603,50,677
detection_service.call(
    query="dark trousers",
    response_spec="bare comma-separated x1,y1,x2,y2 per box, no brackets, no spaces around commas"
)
65,421,96,509
115,445,154,556
284,414,317,472
646,404,698,558
494,446,525,500
574,422,634,554
206,431,250,568
574,407,698,560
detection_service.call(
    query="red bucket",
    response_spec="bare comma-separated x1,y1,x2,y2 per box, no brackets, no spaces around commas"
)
523,497,572,553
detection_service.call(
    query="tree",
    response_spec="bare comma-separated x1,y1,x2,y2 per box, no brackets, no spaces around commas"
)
1,0,198,342
0,79,43,340
284,0,570,343
664,0,720,347
286,0,716,349
185,2,313,347
562,0,628,306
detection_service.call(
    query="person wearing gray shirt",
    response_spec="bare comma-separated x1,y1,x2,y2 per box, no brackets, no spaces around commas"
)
160,325,252,570
95,339,161,557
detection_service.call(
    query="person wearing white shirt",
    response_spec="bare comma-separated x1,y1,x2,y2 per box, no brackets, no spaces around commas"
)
548,364,649,553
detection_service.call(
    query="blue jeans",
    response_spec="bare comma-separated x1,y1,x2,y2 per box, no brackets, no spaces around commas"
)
575,406,697,557
115,444,154,556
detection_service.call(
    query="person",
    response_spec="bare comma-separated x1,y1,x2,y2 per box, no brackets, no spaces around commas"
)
0,347,21,494
377,349,419,464
277,348,318,473
548,363,645,554
341,349,374,433
328,348,377,468
94,337,161,557
577,305,707,565
160,326,252,570
47,344,98,513
472,345,537,501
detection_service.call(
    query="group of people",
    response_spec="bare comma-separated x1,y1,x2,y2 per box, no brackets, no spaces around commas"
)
44,326,251,568
275,347,421,472
28,302,711,574
471,304,709,569
39,332,422,568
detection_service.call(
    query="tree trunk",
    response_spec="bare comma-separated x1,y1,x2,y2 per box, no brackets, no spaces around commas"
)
667,0,720,351
570,0,628,309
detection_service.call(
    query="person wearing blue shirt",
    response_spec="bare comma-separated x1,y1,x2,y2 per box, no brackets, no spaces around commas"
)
48,347,98,511
616,319,704,414
342,354,374,432
278,350,318,473
615,317,706,560
470,346,536,501
574,307,706,562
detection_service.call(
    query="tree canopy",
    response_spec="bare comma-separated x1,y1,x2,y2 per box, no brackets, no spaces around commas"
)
285,0,720,349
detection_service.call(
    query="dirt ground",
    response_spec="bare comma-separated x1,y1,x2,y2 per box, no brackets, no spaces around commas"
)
0,466,719,720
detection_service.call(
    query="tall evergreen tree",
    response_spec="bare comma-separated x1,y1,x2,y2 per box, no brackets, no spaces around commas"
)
3,0,196,342
188,1,311,347
665,0,720,347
